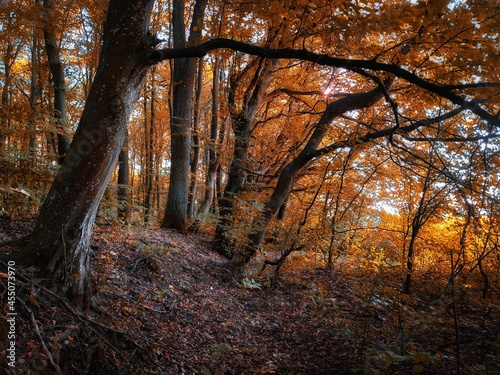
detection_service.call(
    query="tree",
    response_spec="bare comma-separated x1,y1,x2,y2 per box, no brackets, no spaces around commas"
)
0,25,15,152
238,78,393,263
5,0,156,307
143,70,156,224
42,0,70,163
400,154,449,294
213,57,275,258
161,0,207,233
117,133,130,223
197,55,221,218
187,58,205,219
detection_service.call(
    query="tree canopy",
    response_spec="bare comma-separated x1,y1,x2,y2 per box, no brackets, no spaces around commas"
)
0,0,499,372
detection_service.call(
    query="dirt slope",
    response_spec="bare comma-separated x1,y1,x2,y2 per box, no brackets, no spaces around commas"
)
1,224,499,374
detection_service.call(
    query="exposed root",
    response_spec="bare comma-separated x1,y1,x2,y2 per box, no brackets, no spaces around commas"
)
17,296,63,375
0,233,32,247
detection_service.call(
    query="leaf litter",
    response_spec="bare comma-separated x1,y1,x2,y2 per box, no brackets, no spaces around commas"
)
1,224,499,374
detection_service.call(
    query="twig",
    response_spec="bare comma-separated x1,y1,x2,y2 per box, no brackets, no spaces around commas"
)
16,296,63,375
32,289,126,359
449,249,461,375
140,303,175,315
0,261,126,359
433,334,495,354
61,225,67,278
1,261,182,367
0,234,32,247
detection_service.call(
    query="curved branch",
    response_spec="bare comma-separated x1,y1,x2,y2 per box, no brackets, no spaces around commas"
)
313,107,465,157
146,38,499,127
442,82,500,90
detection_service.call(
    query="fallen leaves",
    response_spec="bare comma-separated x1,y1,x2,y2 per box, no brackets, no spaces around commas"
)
1,224,499,374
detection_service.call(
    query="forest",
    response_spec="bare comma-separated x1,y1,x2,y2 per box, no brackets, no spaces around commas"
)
0,0,499,373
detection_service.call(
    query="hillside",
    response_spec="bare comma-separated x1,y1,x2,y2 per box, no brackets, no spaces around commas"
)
1,223,499,374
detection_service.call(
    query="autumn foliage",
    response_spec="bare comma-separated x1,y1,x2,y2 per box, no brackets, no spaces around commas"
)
0,0,499,373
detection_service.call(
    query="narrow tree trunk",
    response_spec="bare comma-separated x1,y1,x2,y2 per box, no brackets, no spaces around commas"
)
403,225,419,294
198,56,221,216
0,42,12,151
19,0,155,308
214,118,227,214
141,92,149,219
327,152,352,266
403,162,444,294
213,58,272,258
144,73,155,224
188,58,204,218
117,133,130,223
27,27,41,161
43,0,70,163
213,113,253,257
162,55,194,232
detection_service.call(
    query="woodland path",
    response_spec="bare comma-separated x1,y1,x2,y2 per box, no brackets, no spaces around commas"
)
1,221,499,374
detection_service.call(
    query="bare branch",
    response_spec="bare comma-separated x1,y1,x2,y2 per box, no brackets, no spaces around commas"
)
442,82,500,90
313,107,465,157
146,38,499,127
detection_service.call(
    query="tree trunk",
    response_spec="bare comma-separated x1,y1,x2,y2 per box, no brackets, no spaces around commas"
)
27,27,41,162
0,42,12,151
144,73,155,224
117,133,130,223
403,225,419,294
20,0,155,308
188,58,204,218
213,58,272,258
402,162,443,294
198,56,221,216
240,80,390,264
43,0,70,163
162,0,207,233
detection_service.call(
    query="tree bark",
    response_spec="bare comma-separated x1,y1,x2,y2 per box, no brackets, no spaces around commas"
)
198,56,221,216
19,0,155,308
43,0,70,163
188,58,204,218
162,0,207,233
27,26,41,162
403,163,444,294
144,73,156,224
117,133,130,223
0,42,12,151
213,58,273,258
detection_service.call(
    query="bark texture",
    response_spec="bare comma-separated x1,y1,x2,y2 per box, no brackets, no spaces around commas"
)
198,57,220,217
118,133,130,222
22,0,154,307
43,0,70,162
162,0,207,233
213,58,273,258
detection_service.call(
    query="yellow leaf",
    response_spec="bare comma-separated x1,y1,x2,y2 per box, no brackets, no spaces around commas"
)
28,293,39,307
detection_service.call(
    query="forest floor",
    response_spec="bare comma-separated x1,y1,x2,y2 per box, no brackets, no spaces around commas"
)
1,220,499,375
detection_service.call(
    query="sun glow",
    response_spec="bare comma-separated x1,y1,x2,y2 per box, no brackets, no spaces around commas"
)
323,87,333,96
